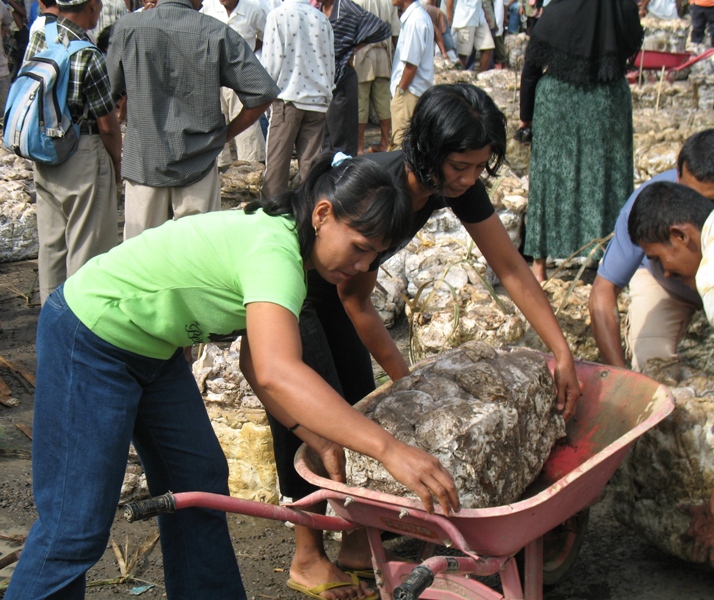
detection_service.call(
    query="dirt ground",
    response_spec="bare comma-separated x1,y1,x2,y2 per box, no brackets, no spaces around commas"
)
2,256,714,600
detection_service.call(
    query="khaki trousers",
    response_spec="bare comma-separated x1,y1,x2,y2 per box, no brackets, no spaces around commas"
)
217,87,266,166
390,89,420,149
626,268,697,371
262,100,326,199
34,134,117,304
123,164,221,240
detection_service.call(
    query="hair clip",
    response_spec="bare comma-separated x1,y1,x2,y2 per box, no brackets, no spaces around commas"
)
332,152,352,167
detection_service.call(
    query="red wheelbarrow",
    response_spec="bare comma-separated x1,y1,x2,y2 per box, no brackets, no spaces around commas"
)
124,355,674,600
628,47,714,83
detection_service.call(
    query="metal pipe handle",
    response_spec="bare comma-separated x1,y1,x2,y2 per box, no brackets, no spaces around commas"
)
124,492,176,522
393,565,434,600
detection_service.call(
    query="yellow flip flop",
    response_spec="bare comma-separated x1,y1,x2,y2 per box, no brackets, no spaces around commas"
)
287,572,379,600
335,561,376,580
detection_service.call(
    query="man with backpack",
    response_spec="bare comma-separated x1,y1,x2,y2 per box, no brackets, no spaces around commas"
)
23,0,122,304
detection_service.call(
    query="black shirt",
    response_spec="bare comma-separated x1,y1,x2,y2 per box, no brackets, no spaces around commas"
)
364,150,495,269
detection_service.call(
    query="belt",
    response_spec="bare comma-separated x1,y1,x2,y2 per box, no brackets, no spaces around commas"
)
79,123,97,135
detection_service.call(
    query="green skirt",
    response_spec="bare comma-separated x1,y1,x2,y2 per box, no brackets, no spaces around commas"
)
523,75,634,261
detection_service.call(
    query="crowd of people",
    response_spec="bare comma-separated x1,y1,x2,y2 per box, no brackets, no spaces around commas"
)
1,0,714,598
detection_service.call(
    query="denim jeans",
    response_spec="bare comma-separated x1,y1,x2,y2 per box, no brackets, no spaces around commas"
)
507,2,521,34
5,286,245,600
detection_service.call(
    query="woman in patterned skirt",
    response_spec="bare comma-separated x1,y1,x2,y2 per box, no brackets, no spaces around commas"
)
518,0,644,281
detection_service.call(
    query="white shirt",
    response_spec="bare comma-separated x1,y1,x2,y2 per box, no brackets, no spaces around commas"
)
201,0,267,51
645,0,679,20
258,0,284,13
261,0,335,111
451,0,485,30
494,0,504,36
391,1,433,98
696,211,714,328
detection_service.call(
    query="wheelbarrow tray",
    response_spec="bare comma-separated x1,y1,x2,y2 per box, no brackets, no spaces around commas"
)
632,49,692,70
294,355,674,559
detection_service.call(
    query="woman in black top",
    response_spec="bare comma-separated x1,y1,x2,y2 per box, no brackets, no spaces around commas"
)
269,84,581,600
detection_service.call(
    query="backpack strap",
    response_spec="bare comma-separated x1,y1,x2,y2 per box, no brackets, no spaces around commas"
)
44,20,97,56
41,20,101,131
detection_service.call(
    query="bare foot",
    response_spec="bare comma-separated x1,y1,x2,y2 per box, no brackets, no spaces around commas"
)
531,259,547,283
290,555,376,600
336,529,373,572
367,145,388,154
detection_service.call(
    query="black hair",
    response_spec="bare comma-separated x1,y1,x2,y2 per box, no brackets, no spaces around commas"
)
246,153,412,260
96,25,113,54
677,129,714,182
628,181,714,246
41,0,58,8
401,84,507,192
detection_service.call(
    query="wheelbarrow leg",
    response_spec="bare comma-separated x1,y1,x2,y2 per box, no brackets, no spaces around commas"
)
521,536,544,600
366,526,399,596
498,556,526,600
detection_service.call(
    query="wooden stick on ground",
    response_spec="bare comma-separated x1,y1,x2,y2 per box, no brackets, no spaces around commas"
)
0,549,22,570
15,424,32,440
0,375,19,407
0,356,35,390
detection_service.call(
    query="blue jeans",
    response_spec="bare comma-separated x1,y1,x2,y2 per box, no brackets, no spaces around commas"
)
508,2,521,34
5,286,245,600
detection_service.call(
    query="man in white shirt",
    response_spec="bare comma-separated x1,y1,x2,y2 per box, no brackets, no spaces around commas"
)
203,0,268,165
390,0,433,149
447,0,494,72
260,0,335,198
638,0,679,20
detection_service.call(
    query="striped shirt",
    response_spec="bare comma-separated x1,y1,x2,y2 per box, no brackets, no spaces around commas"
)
327,0,391,85
107,0,279,188
24,16,114,127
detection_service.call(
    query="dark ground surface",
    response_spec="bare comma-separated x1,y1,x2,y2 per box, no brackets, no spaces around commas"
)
1,258,714,599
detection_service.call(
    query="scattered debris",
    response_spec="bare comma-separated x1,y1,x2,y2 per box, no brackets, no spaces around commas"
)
0,549,21,570
14,423,32,440
111,532,160,579
0,375,19,407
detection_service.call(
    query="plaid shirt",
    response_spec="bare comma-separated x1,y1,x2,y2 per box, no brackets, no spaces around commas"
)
24,17,114,126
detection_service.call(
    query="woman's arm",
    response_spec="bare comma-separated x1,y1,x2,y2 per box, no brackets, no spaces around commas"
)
240,301,459,514
463,215,581,419
337,270,411,382
519,59,544,126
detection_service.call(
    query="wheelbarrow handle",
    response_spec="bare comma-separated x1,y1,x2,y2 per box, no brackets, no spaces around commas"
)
124,492,176,522
393,565,434,600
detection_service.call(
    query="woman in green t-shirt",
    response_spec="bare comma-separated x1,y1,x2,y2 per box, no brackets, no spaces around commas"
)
6,155,460,600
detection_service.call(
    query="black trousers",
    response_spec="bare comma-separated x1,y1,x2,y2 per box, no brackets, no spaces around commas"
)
691,4,714,46
323,66,359,157
267,271,376,499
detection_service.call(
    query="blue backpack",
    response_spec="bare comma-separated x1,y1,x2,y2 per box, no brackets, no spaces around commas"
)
3,21,96,165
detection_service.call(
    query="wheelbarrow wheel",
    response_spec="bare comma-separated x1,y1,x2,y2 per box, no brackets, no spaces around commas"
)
541,508,590,586
515,508,590,587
